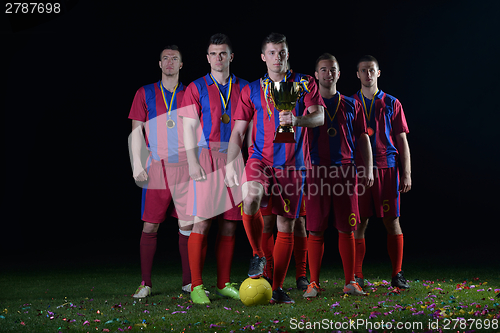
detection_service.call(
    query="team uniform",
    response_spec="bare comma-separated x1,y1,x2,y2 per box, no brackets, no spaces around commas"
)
306,92,367,233
128,81,192,223
128,80,192,293
304,92,367,293
180,73,248,220
352,90,409,218
236,71,324,218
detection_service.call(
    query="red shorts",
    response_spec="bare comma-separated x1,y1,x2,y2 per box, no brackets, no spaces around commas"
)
141,158,193,223
358,166,400,218
305,164,360,233
260,195,306,217
243,158,306,219
186,148,244,221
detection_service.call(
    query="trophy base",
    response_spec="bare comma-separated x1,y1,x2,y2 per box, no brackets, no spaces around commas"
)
273,131,296,143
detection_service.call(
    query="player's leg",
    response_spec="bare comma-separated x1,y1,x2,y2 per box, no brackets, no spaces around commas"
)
353,217,369,285
178,221,192,294
133,221,160,298
303,230,323,298
270,215,295,304
189,217,211,304
241,180,267,277
383,216,408,288
262,213,276,284
293,216,309,290
214,218,239,299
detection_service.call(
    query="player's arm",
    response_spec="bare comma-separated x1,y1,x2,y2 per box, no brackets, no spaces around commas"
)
131,120,148,181
357,133,374,188
225,119,249,187
395,132,411,193
183,115,206,181
279,105,325,128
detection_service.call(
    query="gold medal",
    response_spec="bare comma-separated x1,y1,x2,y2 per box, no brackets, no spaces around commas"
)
166,119,176,128
367,127,374,136
221,113,230,124
327,127,337,137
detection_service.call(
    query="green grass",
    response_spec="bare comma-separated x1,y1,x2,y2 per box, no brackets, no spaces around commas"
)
1,259,500,332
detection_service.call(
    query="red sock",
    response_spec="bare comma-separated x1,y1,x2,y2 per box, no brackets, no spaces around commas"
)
140,232,157,287
387,233,404,277
294,235,307,280
338,232,355,286
262,232,274,279
242,210,264,257
188,232,208,289
216,234,235,290
272,231,293,290
178,232,191,287
354,238,366,279
307,234,324,284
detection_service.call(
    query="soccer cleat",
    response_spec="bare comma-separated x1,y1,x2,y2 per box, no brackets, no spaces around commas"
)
191,285,211,304
391,270,410,289
355,275,365,289
182,283,210,295
296,276,310,291
216,282,240,300
132,281,151,298
303,281,319,298
343,281,366,295
270,288,295,304
248,254,266,278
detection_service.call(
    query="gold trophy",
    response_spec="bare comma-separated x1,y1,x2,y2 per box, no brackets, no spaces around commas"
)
270,82,303,143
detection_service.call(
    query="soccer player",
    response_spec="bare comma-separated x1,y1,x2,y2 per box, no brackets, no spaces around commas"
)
352,55,411,289
180,33,248,305
128,45,194,298
225,33,325,304
303,53,373,298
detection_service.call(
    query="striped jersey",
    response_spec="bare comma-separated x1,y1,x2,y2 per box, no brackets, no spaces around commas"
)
179,73,248,153
352,90,409,168
234,72,324,169
128,81,187,163
309,92,367,166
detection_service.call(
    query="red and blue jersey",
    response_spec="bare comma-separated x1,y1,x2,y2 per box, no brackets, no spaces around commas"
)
234,72,324,169
179,73,248,153
128,81,187,163
309,93,367,166
352,90,409,168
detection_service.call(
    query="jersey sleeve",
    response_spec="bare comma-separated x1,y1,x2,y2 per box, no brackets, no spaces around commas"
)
303,75,326,114
128,87,147,122
353,99,368,138
233,84,255,122
391,99,409,135
179,82,202,119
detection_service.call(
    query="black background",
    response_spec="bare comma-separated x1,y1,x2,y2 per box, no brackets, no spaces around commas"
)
2,0,499,269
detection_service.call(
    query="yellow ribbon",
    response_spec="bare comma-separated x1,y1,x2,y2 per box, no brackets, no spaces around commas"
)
210,74,232,112
360,89,378,121
160,82,178,120
325,92,341,123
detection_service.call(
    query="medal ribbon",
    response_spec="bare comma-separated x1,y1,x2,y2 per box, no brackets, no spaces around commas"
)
325,92,341,123
262,71,309,119
210,74,232,113
160,82,178,120
360,89,378,121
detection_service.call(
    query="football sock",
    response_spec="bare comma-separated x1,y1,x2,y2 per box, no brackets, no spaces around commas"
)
307,233,324,284
262,232,274,279
387,233,404,277
272,231,294,290
216,234,235,290
354,238,366,279
140,231,157,288
294,235,307,280
188,232,208,290
242,210,265,258
178,231,191,287
338,232,355,286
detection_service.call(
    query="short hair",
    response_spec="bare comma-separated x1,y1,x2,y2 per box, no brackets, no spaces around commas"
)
357,55,379,70
160,45,182,61
261,32,288,54
207,33,233,54
314,53,339,72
